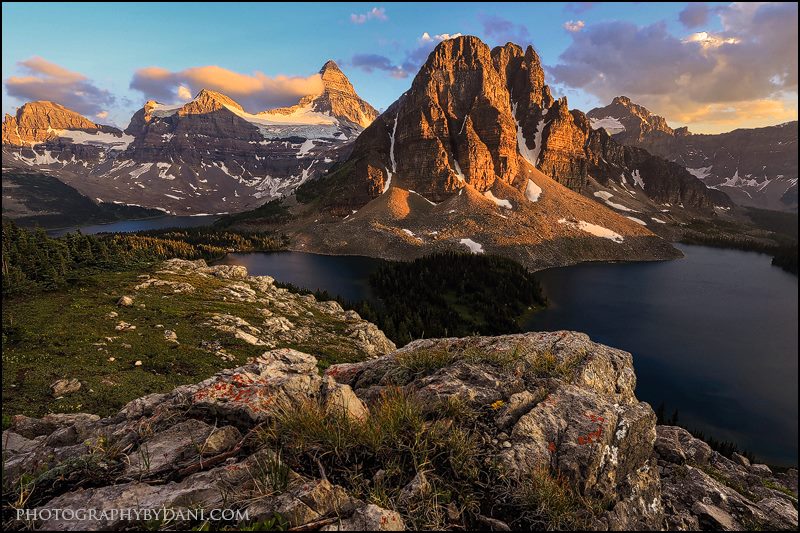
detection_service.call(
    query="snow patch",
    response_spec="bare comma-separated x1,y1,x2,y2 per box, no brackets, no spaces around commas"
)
625,216,647,226
559,219,624,243
459,238,484,254
631,170,645,189
296,139,315,157
409,189,437,206
589,116,626,135
484,190,513,209
389,112,399,172
525,179,542,202
512,101,542,167
686,166,712,180
452,158,466,183
129,163,153,179
593,191,638,212
383,168,393,194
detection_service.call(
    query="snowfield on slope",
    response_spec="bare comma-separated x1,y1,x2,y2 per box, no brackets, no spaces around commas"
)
589,116,626,135
558,219,625,243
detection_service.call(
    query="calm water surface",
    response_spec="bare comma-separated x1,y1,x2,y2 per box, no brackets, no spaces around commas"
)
217,245,798,464
47,215,219,237
216,252,385,302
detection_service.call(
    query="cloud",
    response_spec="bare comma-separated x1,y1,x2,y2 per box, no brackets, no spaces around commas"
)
679,3,710,29
177,85,192,100
4,57,115,118
350,7,387,24
350,54,408,78
349,32,463,79
565,2,598,14
478,14,530,45
129,65,325,111
95,111,109,119
563,20,585,33
549,3,798,132
419,32,463,43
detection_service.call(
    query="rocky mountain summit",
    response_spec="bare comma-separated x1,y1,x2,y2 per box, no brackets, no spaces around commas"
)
5,316,796,530
269,61,379,129
1,61,375,215
306,38,728,212
254,36,687,270
1,101,127,147
588,97,798,211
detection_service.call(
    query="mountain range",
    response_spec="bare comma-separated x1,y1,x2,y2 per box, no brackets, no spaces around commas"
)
233,37,731,269
2,61,376,215
2,35,795,268
588,96,798,212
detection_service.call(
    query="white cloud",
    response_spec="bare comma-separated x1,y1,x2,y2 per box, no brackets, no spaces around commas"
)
350,7,387,24
419,32,463,43
177,85,193,100
563,20,585,33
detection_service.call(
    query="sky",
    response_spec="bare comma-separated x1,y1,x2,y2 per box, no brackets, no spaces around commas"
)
2,2,797,133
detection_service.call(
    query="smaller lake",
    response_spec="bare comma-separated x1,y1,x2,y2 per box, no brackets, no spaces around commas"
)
215,252,385,303
48,215,218,237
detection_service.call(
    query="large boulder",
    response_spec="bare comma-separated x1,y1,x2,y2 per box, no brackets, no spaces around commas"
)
326,331,664,529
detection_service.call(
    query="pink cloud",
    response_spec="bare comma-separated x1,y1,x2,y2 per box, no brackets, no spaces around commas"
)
130,65,325,112
4,57,115,118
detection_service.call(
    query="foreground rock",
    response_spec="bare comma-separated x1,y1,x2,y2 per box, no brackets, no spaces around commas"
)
3,333,796,531
656,425,798,530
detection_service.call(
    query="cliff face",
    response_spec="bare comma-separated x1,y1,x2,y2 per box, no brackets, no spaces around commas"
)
4,259,796,531
313,37,727,215
340,36,522,204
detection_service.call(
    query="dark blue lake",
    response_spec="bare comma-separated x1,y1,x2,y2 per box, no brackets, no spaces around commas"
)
216,245,798,465
47,215,219,237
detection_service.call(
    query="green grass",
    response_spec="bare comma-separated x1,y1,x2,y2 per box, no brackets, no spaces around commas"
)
2,266,372,419
512,466,600,530
260,387,486,530
762,479,798,501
